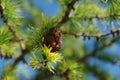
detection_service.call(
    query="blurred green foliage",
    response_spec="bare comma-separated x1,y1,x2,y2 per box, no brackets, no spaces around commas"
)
0,0,120,80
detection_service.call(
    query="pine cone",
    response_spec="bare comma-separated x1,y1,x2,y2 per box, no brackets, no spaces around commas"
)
44,27,62,52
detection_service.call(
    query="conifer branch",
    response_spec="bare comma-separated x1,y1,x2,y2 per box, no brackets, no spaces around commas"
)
62,28,120,40
0,51,11,59
0,4,26,66
61,69,70,80
55,0,78,28
0,4,25,51
77,37,120,80
83,14,120,20
55,0,120,39
55,0,120,29
88,66,106,80
78,36,120,62
97,55,119,66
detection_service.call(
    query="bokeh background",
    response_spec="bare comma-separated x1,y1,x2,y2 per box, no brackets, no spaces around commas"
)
0,0,120,80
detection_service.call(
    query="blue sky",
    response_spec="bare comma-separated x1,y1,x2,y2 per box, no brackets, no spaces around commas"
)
33,0,120,80
0,0,120,80
34,0,61,16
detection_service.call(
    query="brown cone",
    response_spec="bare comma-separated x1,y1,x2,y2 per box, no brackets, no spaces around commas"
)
44,27,62,52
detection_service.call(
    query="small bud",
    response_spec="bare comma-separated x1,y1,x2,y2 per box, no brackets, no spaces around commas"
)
96,34,102,41
118,28,120,36
111,30,115,37
82,32,86,40
96,36,99,41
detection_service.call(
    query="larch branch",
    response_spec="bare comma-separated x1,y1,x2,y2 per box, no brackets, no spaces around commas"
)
55,0,78,28
0,4,26,67
62,28,120,40
78,36,120,62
